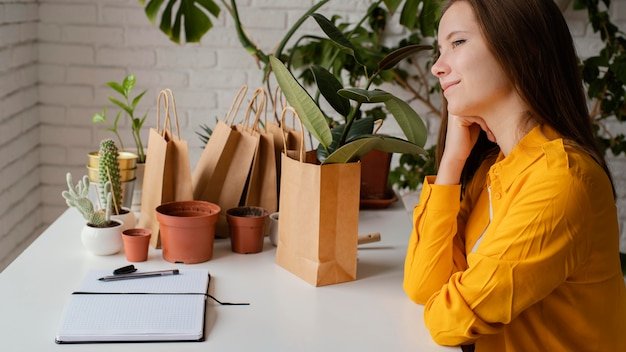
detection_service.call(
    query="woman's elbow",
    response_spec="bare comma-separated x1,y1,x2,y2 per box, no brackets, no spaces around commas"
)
403,278,435,304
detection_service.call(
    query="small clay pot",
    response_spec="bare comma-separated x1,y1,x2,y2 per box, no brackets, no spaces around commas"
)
227,206,268,254
156,200,220,264
122,228,151,262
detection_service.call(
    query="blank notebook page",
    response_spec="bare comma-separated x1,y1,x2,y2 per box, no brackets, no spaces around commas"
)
56,268,209,343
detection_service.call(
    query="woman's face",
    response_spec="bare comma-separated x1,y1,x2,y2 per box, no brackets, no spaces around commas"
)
431,1,513,117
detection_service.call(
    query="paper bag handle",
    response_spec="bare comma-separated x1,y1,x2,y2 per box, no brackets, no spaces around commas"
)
272,86,287,125
224,85,248,126
156,88,181,139
250,88,268,132
241,87,266,131
280,106,305,162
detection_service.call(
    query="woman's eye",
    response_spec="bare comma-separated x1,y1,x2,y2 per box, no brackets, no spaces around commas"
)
452,39,466,48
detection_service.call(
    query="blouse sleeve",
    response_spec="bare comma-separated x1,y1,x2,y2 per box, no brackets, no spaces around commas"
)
422,173,590,346
403,176,473,304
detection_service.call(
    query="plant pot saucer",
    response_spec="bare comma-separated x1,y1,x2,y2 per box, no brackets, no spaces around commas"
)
359,189,398,209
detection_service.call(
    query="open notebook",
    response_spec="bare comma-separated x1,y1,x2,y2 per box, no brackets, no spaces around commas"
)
55,268,210,343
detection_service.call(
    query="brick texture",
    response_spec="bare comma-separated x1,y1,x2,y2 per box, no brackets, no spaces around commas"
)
1,0,625,271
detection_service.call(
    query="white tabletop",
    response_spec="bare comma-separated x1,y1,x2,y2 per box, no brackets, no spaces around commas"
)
0,203,458,352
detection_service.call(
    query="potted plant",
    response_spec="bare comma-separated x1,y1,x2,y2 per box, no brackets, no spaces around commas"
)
92,74,149,214
97,139,136,232
62,173,123,255
389,144,437,212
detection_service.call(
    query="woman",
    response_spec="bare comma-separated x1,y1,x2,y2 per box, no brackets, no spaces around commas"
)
403,0,626,350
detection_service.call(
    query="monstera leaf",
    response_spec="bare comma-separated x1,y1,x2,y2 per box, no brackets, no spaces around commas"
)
141,0,220,43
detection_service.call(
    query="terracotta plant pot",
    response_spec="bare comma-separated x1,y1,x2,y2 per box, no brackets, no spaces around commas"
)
122,228,151,262
227,206,268,254
156,201,220,264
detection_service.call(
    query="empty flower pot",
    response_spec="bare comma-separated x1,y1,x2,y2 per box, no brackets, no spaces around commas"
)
156,200,220,264
122,228,151,262
227,206,268,254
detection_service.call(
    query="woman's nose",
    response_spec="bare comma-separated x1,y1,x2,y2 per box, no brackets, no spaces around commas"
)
431,55,448,78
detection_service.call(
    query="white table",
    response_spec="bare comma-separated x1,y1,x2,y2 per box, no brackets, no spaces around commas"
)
0,202,458,352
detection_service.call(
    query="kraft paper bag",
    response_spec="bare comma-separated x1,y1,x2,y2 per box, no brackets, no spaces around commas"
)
275,107,361,286
138,89,194,248
243,88,278,216
192,85,259,237
266,88,304,200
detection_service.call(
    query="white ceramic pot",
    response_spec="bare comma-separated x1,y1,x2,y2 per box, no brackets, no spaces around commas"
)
268,212,279,247
81,220,124,255
111,208,136,233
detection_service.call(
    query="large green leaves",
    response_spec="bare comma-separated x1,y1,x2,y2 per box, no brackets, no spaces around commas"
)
270,56,333,150
316,117,375,162
324,135,425,164
338,88,392,103
310,13,365,65
384,95,427,147
378,44,433,71
141,0,220,44
311,65,351,117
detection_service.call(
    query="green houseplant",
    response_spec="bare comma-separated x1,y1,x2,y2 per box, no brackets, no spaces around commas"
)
62,174,124,255
92,74,148,163
97,139,137,231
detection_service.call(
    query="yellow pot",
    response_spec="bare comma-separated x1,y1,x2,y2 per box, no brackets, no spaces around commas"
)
87,151,138,169
87,166,136,183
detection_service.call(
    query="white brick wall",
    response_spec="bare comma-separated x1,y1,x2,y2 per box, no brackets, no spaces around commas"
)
1,0,625,271
0,0,42,271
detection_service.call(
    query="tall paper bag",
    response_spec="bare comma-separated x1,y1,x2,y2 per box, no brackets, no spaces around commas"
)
138,89,193,248
275,107,361,286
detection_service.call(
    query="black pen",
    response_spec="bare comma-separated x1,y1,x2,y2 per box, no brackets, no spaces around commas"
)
98,269,180,282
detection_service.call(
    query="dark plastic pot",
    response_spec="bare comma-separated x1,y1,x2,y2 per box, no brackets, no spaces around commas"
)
226,206,268,254
156,200,220,264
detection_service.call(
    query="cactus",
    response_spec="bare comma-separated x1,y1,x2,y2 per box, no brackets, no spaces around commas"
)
98,139,122,215
62,173,114,227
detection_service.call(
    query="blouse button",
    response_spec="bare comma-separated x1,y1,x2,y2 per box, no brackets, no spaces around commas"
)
494,192,502,200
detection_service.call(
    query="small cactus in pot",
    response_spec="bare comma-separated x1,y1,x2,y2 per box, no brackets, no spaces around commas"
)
98,139,123,215
62,173,115,228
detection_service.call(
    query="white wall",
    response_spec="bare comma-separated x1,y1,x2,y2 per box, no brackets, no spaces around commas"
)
0,0,41,270
0,0,625,270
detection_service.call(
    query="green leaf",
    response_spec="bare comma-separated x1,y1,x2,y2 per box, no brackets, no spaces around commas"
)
338,88,392,103
378,44,433,71
317,117,375,162
611,58,626,83
106,81,125,96
270,56,333,149
324,135,425,164
159,0,176,37
383,0,403,14
310,13,364,65
419,0,441,37
383,95,427,147
196,0,220,17
311,65,351,117
311,13,355,53
400,0,419,29
147,0,220,44
92,111,106,123
109,97,133,116
132,90,147,109
144,0,165,23
184,1,212,42
122,74,136,97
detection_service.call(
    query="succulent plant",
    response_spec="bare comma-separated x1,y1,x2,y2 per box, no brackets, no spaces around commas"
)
62,173,114,227
98,139,122,215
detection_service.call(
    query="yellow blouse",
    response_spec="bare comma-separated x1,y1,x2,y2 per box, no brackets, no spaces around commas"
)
403,125,626,351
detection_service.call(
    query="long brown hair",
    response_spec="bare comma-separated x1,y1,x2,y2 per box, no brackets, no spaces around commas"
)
436,0,615,194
